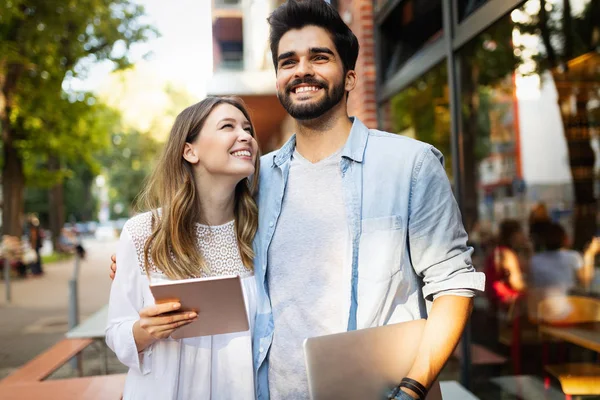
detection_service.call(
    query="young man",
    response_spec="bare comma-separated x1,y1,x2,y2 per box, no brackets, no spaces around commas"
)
110,1,484,399
253,1,484,399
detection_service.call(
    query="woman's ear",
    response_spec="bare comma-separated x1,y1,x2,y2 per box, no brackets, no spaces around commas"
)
182,142,199,164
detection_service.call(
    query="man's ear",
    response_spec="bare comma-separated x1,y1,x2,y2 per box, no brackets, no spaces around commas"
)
345,70,357,92
182,142,199,164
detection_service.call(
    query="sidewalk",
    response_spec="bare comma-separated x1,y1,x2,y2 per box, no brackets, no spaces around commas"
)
0,238,125,379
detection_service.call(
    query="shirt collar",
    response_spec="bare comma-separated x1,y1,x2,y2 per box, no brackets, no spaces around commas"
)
271,117,369,168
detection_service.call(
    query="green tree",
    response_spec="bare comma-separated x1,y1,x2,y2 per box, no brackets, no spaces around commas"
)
101,130,161,219
94,75,198,220
26,161,99,226
19,94,121,246
0,0,156,237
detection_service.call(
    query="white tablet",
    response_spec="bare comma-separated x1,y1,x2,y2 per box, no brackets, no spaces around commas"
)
149,275,249,339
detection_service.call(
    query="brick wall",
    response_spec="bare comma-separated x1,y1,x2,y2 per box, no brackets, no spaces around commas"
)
337,0,378,128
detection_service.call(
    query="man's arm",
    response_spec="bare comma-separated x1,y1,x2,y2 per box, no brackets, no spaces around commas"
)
402,147,485,397
401,296,472,398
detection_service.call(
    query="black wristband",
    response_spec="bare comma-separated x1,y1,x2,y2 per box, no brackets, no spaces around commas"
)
400,377,428,399
399,382,425,400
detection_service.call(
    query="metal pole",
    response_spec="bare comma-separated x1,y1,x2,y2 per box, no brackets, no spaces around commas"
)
68,252,81,371
4,257,11,304
443,0,472,390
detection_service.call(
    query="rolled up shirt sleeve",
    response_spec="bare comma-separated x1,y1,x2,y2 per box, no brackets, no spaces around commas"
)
408,146,485,301
105,225,153,374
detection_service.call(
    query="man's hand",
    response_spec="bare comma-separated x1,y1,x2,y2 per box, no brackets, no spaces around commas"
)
133,302,197,352
109,253,116,280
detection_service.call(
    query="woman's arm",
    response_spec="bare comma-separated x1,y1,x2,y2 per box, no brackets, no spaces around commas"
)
105,225,197,369
578,238,599,288
502,248,526,292
105,226,151,372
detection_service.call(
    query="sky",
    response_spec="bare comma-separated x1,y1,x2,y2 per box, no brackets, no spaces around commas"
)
71,0,213,100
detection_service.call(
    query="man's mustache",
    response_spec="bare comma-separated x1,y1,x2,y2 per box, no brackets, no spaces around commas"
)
285,77,328,93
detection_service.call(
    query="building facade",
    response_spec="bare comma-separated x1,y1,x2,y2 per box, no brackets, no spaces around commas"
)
346,0,599,394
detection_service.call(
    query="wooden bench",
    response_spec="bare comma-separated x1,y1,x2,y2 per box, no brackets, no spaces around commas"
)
0,373,127,400
0,338,125,399
0,338,93,386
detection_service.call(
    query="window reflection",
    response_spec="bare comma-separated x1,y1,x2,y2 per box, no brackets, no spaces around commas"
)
382,62,452,178
458,0,600,387
378,0,444,81
458,0,490,21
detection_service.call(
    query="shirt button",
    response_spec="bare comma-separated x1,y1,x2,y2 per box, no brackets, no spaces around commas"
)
269,221,274,227
259,347,264,353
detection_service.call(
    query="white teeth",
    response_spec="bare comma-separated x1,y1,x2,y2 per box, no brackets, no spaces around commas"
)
232,150,251,157
295,86,319,93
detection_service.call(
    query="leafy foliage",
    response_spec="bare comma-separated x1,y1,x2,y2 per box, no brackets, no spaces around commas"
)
0,0,157,235
101,130,162,219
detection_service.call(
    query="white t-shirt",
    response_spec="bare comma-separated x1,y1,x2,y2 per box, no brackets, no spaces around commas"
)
267,149,348,399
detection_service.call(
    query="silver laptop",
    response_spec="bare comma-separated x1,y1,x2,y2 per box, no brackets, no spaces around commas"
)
304,319,443,400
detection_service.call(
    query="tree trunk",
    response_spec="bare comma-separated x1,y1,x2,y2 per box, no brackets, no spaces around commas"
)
48,156,65,251
554,79,597,250
1,63,25,237
563,0,573,62
539,0,557,68
2,133,25,237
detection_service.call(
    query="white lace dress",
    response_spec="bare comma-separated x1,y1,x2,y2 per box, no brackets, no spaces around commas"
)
106,212,257,400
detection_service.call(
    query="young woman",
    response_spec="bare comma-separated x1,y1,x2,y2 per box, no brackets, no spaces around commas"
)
106,96,260,399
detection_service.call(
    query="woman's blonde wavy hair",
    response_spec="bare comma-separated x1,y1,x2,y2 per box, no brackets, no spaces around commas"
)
137,96,260,280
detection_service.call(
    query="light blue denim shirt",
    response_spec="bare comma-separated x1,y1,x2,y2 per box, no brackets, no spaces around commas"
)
252,117,485,400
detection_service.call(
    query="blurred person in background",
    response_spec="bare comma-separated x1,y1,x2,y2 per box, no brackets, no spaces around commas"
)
27,215,44,276
527,222,599,322
105,96,260,400
58,227,86,259
529,202,552,253
484,219,529,313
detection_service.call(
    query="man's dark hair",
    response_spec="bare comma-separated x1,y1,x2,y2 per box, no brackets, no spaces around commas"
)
267,0,360,73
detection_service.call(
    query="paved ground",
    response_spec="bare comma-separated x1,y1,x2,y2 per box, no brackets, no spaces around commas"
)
0,237,127,379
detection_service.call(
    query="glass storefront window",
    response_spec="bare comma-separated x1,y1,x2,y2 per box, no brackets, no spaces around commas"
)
460,0,599,247
378,0,444,81
381,62,452,177
378,0,600,397
456,0,600,396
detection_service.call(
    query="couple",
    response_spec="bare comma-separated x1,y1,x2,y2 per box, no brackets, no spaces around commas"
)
106,1,485,399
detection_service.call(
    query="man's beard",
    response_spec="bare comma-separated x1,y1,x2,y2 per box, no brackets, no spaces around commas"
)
278,76,345,120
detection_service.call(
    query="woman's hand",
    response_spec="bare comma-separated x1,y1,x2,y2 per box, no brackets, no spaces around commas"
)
133,302,197,351
586,237,600,255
